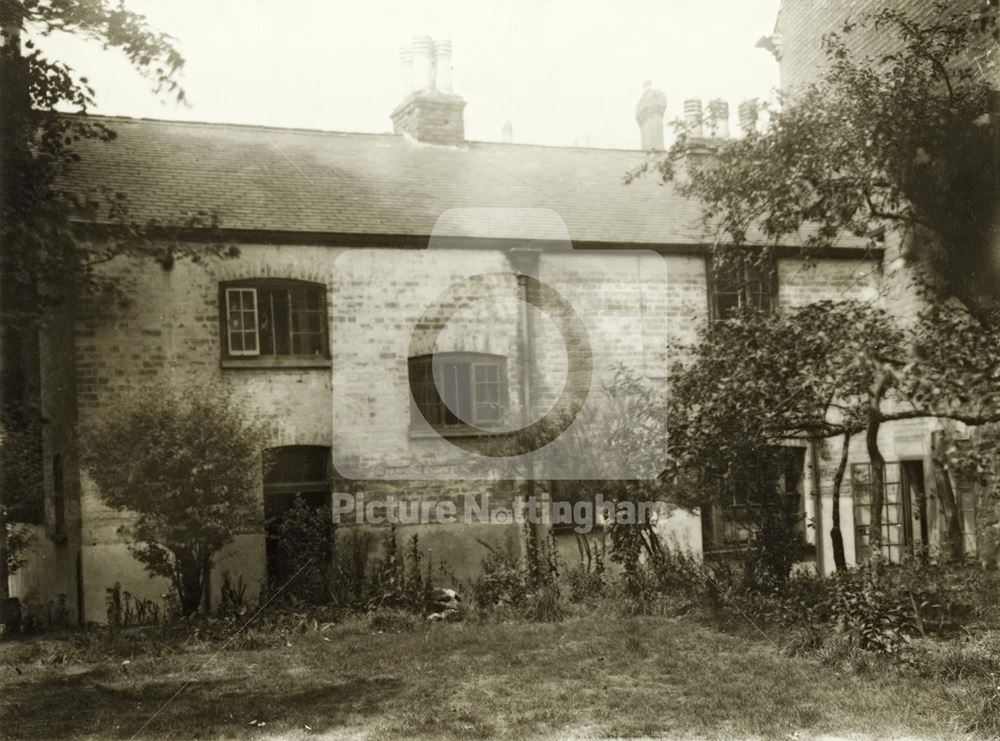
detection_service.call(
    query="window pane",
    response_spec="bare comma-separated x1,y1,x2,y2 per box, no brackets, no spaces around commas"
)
257,289,275,356
289,287,324,356
442,361,472,425
271,288,291,355
226,288,259,356
715,291,740,320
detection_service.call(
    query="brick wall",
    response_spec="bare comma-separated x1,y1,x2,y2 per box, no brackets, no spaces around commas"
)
776,0,998,90
64,241,879,617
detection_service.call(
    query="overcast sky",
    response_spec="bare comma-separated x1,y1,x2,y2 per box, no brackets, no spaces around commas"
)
39,0,782,150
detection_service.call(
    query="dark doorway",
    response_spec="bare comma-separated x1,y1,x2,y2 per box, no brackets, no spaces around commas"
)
263,446,331,587
901,460,929,552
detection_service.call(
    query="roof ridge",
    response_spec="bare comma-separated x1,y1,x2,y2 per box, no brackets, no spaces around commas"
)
61,112,648,154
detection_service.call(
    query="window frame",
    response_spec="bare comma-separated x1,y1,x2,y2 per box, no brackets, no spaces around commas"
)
219,279,329,363
701,446,805,553
706,256,778,322
408,352,508,433
851,462,911,563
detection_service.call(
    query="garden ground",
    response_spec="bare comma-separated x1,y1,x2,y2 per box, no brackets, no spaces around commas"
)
0,609,990,740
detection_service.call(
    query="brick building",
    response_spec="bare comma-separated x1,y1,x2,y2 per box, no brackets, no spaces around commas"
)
9,33,950,624
772,0,999,89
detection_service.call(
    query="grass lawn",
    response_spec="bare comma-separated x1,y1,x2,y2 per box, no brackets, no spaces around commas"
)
0,611,986,740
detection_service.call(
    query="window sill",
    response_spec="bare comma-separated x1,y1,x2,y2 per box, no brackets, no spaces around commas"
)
221,356,331,370
408,425,506,440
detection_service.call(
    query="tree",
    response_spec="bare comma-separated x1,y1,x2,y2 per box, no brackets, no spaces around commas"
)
0,0,189,602
83,388,273,616
650,4,999,320
641,5,1000,560
664,301,901,576
666,298,1000,571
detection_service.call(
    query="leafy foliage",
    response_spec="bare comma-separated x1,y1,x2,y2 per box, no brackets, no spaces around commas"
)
471,525,564,621
0,409,42,574
268,497,335,605
647,4,999,318
83,387,273,615
665,301,900,576
0,0,203,320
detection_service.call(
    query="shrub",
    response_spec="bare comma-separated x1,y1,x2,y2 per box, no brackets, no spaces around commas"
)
782,566,913,655
472,535,529,609
105,583,163,628
217,572,250,621
567,534,607,603
471,525,564,620
84,387,272,616
367,527,433,613
613,539,707,616
269,497,334,605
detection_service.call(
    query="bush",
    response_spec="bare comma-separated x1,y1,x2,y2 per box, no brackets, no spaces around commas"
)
471,526,564,620
84,388,273,616
217,572,250,621
269,498,335,605
105,583,163,629
824,567,915,655
612,540,707,616
567,534,607,604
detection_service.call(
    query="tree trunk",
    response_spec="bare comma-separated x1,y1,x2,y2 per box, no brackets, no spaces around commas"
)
933,461,965,561
176,554,204,616
866,371,890,561
830,430,852,572
0,505,8,602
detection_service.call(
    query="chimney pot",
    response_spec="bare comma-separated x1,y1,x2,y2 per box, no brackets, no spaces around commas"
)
635,81,667,151
738,99,759,136
434,38,453,93
707,99,730,138
683,99,704,137
411,35,436,91
399,46,414,96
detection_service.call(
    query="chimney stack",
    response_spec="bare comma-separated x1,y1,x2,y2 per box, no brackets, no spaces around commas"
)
683,99,703,137
391,36,467,146
635,81,667,151
502,120,513,144
738,99,759,136
707,99,730,138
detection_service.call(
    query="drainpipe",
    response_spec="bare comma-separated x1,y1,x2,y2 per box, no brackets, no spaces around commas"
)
510,246,540,550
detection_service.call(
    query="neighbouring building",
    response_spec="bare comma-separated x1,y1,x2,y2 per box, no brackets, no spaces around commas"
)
10,27,981,624
768,0,1000,570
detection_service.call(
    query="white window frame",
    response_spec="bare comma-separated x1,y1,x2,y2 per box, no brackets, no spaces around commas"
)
225,287,260,357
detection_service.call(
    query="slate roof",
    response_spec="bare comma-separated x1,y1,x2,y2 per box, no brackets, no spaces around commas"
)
62,115,863,249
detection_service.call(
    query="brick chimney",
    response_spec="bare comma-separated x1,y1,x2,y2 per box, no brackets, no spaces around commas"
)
391,36,466,146
635,81,666,151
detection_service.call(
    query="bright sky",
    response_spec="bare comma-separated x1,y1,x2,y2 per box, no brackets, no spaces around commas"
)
39,0,782,150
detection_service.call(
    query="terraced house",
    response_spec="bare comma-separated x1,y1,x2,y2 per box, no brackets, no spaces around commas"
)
10,25,973,624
